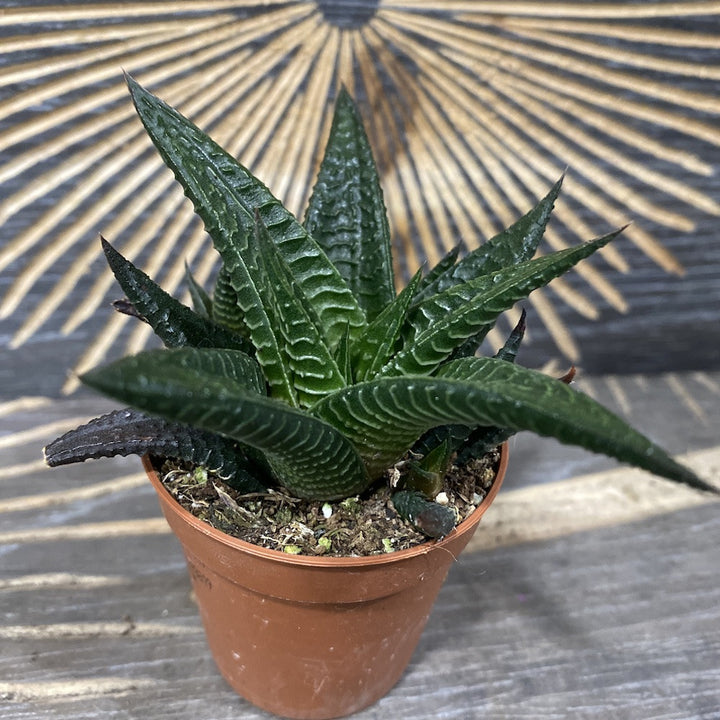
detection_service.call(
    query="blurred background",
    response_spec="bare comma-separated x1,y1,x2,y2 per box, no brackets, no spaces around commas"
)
1,0,718,400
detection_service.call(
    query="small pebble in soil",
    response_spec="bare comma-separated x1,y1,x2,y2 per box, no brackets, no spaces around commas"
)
157,448,500,557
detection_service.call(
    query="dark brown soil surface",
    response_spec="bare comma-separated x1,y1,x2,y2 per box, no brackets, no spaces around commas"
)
157,448,501,557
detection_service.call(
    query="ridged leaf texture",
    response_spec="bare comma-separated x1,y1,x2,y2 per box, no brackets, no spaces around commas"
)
438,358,712,493
81,348,370,500
351,269,422,382
312,360,708,492
210,215,298,405
384,230,621,377
304,87,395,322
413,310,527,460
46,80,712,508
413,175,564,303
416,245,460,297
43,408,266,493
88,346,265,395
102,238,249,352
251,214,345,407
126,75,366,349
212,265,246,336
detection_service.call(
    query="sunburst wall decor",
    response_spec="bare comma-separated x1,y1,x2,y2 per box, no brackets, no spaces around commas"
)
0,1,718,397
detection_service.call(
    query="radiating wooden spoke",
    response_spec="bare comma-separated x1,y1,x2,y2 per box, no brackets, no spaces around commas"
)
0,1,717,390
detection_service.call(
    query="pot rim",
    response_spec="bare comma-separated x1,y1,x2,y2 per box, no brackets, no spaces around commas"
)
143,442,507,569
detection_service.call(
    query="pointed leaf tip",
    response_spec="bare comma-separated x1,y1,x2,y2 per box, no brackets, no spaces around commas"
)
101,236,250,353
126,76,365,347
304,85,394,321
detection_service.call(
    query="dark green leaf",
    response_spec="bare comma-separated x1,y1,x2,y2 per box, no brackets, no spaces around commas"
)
334,324,353,384
81,349,370,501
413,175,564,303
438,357,714,493
304,88,394,322
126,75,366,348
452,310,529,461
252,214,345,406
212,216,299,405
456,426,513,465
385,230,622,377
184,262,213,319
351,269,422,382
403,439,452,498
416,245,459,296
212,264,247,336
43,408,266,493
392,490,456,538
313,361,709,492
94,346,266,394
494,308,527,363
101,237,249,352
412,424,473,459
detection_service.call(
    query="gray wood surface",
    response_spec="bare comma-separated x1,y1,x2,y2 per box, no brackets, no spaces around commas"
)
1,4,719,718
1,373,718,719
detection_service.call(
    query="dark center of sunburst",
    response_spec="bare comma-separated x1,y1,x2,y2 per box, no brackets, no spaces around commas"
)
316,0,380,29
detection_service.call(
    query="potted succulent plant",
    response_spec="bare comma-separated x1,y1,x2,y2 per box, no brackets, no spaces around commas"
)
45,76,715,720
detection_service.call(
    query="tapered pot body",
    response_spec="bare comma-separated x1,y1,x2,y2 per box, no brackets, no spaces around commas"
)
144,445,507,720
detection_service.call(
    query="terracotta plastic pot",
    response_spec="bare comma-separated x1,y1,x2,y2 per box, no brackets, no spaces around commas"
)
143,445,507,720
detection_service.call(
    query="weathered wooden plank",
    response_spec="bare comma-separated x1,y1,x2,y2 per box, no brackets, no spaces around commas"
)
0,369,718,719
1,6,719,718
2,504,718,719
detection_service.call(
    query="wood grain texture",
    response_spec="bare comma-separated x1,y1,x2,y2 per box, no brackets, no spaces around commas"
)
2,480,718,720
1,371,718,719
0,2,719,399
1,4,719,717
